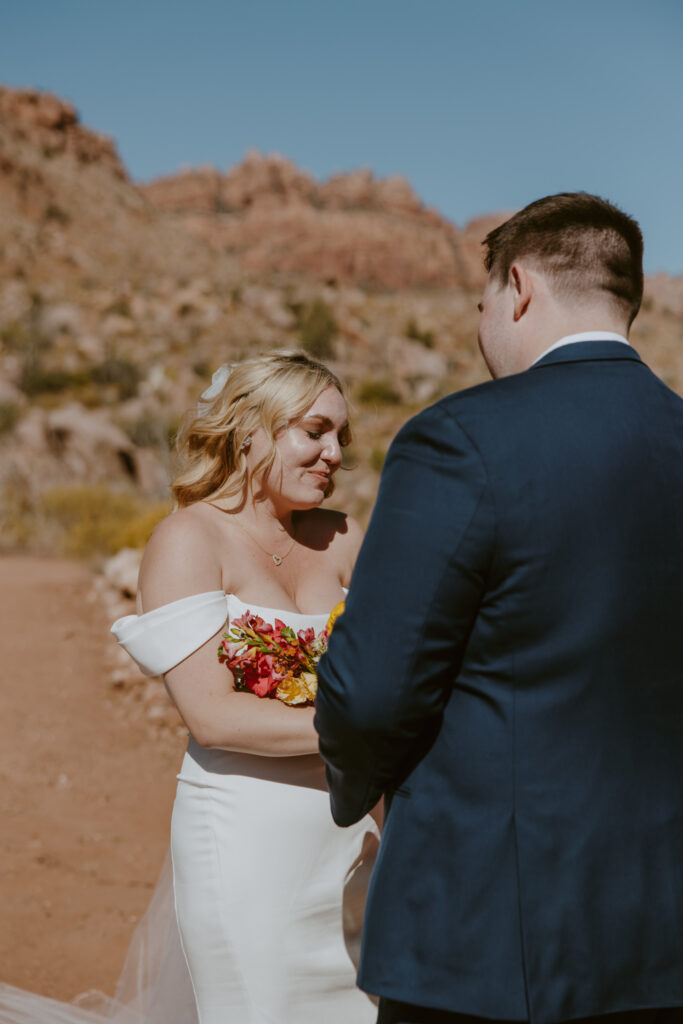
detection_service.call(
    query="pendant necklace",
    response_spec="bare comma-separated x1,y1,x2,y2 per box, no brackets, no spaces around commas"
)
207,503,296,567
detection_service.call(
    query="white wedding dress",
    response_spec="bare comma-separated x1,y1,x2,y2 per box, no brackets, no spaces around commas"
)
0,591,379,1024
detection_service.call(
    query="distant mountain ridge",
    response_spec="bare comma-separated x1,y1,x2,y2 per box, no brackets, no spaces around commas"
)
140,153,506,289
0,84,508,291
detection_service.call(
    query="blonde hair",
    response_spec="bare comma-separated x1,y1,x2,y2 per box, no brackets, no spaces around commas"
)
172,351,347,509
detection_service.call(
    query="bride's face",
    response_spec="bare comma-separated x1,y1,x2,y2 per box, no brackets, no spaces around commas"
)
249,386,350,510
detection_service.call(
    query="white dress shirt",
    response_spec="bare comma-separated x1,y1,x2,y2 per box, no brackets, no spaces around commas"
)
533,331,630,366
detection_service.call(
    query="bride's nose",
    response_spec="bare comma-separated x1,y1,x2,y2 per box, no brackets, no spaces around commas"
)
321,437,342,467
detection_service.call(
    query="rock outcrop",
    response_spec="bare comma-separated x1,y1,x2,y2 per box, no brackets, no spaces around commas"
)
0,86,215,285
140,151,491,290
0,87,127,178
7,403,168,494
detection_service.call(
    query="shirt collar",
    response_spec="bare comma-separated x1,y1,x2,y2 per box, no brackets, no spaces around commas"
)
532,331,630,367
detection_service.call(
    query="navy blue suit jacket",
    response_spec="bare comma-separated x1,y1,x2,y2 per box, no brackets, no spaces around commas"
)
315,342,683,1023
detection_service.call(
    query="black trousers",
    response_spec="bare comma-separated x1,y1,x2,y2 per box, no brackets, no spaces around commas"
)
377,1003,683,1024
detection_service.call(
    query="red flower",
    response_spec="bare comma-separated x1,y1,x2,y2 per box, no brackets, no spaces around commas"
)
297,627,315,647
241,652,286,697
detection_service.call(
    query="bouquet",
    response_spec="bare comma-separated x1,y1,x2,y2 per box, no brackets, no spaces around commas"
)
218,601,345,706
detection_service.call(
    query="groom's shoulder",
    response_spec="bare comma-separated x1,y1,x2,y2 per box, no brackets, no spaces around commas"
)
400,373,523,440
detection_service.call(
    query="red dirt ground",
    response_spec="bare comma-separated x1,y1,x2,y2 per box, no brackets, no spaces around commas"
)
0,556,186,1001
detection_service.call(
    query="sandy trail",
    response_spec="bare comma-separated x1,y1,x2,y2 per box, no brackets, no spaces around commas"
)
0,556,186,1001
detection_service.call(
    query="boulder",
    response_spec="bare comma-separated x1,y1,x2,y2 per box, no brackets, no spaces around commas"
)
387,336,449,401
5,403,168,493
102,547,142,599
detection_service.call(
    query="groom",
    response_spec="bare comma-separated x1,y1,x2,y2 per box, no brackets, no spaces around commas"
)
315,193,683,1024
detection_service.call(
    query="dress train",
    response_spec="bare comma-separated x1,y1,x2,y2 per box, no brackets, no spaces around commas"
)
0,839,376,1023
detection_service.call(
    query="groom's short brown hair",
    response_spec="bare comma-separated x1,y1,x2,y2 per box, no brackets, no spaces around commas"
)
483,193,644,326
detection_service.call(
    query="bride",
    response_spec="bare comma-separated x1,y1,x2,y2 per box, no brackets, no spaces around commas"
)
0,351,379,1024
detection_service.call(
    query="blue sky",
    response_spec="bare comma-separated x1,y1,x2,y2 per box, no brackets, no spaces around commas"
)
2,0,682,273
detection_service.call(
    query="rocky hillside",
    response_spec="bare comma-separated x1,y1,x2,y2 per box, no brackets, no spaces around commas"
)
1,85,682,560
141,153,501,290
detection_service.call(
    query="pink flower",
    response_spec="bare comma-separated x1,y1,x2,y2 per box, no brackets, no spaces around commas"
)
218,638,243,665
234,611,273,634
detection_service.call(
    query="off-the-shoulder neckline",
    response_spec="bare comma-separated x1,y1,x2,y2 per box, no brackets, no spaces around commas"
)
226,590,346,619
130,589,347,620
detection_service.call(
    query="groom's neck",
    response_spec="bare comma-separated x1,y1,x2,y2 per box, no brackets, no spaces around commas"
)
514,305,631,375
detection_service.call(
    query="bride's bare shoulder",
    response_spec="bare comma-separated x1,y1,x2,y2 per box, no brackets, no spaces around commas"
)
138,504,222,611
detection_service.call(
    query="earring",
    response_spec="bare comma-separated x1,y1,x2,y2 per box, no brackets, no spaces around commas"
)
240,436,252,452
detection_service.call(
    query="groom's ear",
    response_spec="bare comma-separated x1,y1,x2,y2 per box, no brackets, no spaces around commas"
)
509,263,533,321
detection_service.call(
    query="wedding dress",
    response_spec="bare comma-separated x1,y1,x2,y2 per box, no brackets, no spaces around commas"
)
0,591,379,1024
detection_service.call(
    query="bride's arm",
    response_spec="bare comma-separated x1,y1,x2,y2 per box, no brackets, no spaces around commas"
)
138,511,318,756
165,645,317,756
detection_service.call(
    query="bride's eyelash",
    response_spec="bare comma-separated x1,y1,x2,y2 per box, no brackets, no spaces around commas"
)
306,429,350,447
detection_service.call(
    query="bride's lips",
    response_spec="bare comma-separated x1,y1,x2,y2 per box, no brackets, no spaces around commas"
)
308,469,331,485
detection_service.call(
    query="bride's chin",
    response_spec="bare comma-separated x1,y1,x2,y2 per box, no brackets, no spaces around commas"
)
293,490,326,510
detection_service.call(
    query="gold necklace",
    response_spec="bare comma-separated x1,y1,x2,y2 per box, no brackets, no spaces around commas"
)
207,503,296,567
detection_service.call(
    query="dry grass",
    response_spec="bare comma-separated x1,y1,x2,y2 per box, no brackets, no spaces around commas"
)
39,486,171,557
1,484,171,558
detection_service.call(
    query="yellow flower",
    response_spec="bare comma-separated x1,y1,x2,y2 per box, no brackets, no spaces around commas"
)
325,600,345,636
276,671,318,706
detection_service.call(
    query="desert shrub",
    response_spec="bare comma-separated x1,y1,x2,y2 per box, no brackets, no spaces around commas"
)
104,297,132,317
166,414,184,450
0,402,21,436
298,298,338,359
5,315,51,376
369,446,387,472
114,503,172,550
19,364,75,395
122,415,169,449
405,317,435,348
43,202,70,225
357,378,402,407
0,323,29,352
192,361,211,380
0,476,36,550
89,357,141,400
121,413,180,452
40,485,171,557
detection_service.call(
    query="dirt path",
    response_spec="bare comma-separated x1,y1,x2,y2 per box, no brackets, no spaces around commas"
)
0,556,186,1001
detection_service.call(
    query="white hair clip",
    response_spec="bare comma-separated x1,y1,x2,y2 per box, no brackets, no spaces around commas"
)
197,364,233,415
